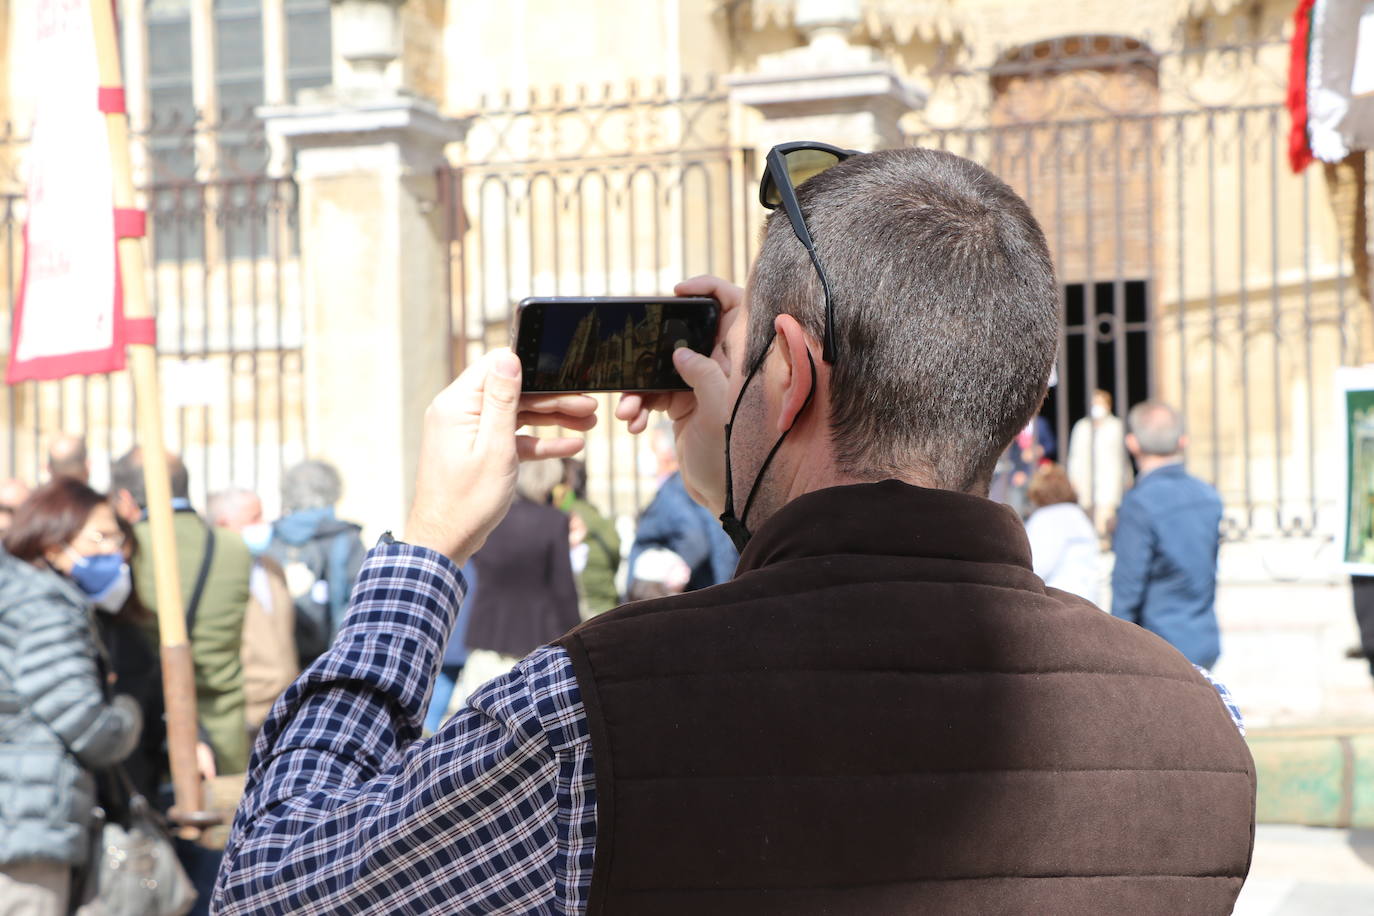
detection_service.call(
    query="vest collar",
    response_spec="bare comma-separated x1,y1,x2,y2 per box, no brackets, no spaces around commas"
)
735,479,1033,575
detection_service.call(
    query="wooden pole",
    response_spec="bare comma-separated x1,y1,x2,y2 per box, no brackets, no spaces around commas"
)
89,0,214,833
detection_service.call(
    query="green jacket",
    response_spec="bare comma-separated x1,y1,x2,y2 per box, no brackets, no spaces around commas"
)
567,496,621,618
135,509,251,773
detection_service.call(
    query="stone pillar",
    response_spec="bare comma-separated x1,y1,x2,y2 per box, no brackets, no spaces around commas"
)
727,0,924,156
261,0,467,537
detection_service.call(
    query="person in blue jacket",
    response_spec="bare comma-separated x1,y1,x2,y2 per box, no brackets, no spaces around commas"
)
627,424,737,594
1111,400,1224,669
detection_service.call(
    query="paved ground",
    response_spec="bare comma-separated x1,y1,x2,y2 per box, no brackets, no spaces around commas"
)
1233,825,1374,915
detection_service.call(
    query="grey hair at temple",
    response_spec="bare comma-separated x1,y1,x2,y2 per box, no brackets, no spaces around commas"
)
281,459,343,514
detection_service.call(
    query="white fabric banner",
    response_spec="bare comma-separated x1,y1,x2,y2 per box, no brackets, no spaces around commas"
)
7,0,121,383
1308,0,1374,162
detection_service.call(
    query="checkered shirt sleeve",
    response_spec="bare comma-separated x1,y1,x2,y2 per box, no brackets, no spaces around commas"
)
211,542,596,915
1195,665,1246,737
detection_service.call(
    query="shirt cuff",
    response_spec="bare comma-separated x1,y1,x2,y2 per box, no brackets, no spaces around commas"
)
337,540,468,652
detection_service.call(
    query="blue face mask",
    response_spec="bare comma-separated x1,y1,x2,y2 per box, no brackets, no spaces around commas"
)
241,522,273,556
67,551,132,610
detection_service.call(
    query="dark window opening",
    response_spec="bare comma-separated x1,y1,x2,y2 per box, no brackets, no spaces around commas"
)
1040,279,1152,461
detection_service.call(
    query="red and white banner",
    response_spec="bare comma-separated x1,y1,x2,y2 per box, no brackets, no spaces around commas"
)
6,0,125,384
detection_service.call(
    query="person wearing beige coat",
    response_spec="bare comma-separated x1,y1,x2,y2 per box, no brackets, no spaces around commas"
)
207,488,299,735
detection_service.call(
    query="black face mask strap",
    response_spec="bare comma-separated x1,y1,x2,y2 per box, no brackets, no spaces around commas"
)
719,341,817,552
720,334,774,544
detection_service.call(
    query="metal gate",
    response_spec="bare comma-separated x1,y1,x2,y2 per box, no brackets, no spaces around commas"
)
443,80,748,520
445,40,1353,539
900,36,1361,540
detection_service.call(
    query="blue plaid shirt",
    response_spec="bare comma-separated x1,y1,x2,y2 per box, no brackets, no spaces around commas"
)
211,543,596,914
212,541,1247,915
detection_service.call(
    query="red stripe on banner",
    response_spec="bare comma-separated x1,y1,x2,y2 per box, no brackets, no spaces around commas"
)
114,207,146,238
1287,0,1318,173
97,86,126,114
124,317,156,346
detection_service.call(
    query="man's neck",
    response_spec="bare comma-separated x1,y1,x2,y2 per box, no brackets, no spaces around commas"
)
1136,454,1183,477
756,449,940,535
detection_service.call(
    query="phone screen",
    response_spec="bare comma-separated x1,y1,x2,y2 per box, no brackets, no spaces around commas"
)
515,297,719,393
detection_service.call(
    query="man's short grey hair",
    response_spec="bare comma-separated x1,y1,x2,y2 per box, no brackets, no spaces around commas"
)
747,147,1060,493
516,459,562,504
207,487,258,526
1127,401,1185,456
281,460,342,513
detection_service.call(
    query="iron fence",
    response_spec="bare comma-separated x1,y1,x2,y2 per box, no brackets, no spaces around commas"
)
445,39,1360,541
2,35,1360,540
901,35,1361,540
0,176,306,511
443,79,748,520
0,105,307,510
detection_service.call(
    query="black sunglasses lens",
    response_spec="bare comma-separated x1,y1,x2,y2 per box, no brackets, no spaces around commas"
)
761,171,781,209
785,148,841,187
762,148,842,208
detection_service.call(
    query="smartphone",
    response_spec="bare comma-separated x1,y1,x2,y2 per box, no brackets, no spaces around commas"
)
513,296,720,393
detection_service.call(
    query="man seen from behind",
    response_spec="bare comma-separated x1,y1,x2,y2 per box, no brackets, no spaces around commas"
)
265,459,366,668
1111,400,1226,669
111,448,252,774
213,147,1254,915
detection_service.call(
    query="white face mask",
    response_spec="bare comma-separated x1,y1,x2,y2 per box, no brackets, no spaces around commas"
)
1091,404,1108,420
93,563,133,614
241,522,273,556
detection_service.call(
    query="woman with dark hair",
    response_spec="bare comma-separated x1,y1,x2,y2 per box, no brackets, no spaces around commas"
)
94,513,169,806
0,478,143,915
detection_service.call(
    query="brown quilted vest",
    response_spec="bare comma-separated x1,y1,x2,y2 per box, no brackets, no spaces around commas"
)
555,481,1256,915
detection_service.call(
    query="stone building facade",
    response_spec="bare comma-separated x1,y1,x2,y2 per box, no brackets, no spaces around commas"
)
0,0,1363,560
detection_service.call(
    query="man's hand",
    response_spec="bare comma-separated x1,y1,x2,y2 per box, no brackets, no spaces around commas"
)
615,275,743,514
196,741,217,783
406,349,597,565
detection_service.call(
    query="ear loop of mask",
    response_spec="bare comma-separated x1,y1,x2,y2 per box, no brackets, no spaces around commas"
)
719,333,818,552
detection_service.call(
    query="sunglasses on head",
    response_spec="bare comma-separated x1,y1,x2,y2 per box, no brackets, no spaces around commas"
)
758,140,860,364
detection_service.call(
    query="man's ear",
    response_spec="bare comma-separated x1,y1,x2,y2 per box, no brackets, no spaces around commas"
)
1124,433,1140,457
772,313,818,433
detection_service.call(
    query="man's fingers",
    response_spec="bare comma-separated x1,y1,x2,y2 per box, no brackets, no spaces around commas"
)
516,435,585,460
519,393,599,417
615,393,646,421
673,347,728,402
625,409,652,434
516,411,598,431
617,392,673,434
675,274,744,312
475,348,523,445
433,349,496,422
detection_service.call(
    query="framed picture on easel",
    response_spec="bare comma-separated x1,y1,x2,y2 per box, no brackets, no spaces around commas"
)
1338,367,1374,574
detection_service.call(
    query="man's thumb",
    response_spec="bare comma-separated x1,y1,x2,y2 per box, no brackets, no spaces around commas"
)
673,348,726,398
478,349,523,439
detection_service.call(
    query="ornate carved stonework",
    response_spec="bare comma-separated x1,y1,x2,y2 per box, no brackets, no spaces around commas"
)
745,0,965,46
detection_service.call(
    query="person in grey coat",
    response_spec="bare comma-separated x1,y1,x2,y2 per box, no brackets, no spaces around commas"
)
0,479,143,915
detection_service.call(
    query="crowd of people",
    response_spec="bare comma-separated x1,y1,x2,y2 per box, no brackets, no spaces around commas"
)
0,431,744,914
0,442,372,914
1000,394,1225,671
